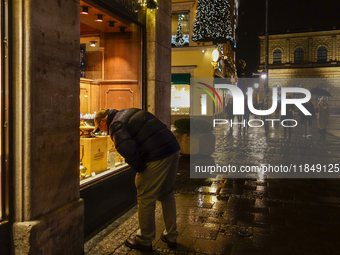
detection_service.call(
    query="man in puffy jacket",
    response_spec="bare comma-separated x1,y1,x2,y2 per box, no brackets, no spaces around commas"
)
93,108,180,252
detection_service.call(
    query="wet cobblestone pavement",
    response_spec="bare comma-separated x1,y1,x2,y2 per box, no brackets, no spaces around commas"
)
85,117,340,255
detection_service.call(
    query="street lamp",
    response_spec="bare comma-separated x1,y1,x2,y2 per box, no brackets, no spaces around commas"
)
212,48,220,62
211,48,220,71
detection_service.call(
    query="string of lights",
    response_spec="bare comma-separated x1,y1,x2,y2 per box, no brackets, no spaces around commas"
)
192,0,233,43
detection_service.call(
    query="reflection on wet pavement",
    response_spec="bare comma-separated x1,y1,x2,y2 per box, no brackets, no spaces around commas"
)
85,118,340,255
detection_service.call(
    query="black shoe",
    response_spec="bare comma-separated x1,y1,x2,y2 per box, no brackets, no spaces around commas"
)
125,238,152,252
160,233,177,247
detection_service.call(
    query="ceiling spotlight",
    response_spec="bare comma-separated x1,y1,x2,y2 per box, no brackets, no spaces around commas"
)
201,50,205,53
119,26,127,32
90,41,97,47
80,6,91,14
108,21,117,27
95,14,105,22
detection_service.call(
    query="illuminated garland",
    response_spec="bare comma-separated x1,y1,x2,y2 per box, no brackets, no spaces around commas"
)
192,0,233,43
175,15,185,47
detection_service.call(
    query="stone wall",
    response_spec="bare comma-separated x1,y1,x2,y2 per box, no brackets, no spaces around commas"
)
258,30,340,113
147,0,172,127
11,0,84,254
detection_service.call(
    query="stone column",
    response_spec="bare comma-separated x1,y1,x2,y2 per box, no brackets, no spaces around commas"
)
11,0,84,254
286,39,290,63
332,35,336,61
146,0,172,127
308,37,313,63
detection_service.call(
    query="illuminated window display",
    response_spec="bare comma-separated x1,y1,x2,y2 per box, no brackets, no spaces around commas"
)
79,1,142,185
171,84,190,115
171,13,189,47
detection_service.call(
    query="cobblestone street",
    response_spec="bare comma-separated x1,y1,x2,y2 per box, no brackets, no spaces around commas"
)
85,116,340,255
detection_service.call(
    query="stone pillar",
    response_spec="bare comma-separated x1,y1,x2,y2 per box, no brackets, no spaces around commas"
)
146,0,172,127
11,0,84,254
308,37,313,63
286,39,290,63
332,35,336,61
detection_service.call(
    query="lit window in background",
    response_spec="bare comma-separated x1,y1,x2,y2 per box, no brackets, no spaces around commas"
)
171,13,189,47
171,84,190,115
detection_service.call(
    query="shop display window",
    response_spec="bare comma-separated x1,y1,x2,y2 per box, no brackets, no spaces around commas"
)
171,84,190,115
79,1,142,185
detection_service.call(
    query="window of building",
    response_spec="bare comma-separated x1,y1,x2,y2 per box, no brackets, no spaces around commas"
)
273,49,282,65
171,13,189,47
294,48,304,64
171,74,190,115
317,46,327,63
171,85,190,114
79,1,143,185
316,84,329,101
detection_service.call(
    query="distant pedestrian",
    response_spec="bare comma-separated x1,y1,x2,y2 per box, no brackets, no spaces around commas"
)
281,97,295,138
243,95,250,128
299,100,315,137
316,97,330,139
275,101,281,119
259,101,263,110
225,99,234,133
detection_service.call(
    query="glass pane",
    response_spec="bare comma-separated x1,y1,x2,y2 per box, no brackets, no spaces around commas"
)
294,48,304,64
273,49,281,64
79,1,142,185
171,84,190,115
171,13,189,47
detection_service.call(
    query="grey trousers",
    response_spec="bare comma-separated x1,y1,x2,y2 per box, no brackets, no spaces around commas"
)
135,151,180,246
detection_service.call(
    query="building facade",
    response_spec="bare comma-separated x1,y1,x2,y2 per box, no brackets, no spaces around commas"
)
258,29,340,113
170,0,238,122
0,0,172,254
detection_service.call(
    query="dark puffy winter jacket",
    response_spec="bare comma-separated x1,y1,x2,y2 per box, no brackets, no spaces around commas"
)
106,108,180,172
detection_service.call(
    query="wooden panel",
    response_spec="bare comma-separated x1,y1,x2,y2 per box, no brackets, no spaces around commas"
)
104,32,141,80
85,51,103,80
100,83,140,110
80,81,141,114
80,85,90,114
90,84,100,113
106,88,134,109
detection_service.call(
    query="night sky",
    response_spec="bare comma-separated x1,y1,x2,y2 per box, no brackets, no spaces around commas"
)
236,0,340,77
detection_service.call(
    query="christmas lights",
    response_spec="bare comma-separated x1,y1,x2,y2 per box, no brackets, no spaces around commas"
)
175,15,185,47
192,0,233,43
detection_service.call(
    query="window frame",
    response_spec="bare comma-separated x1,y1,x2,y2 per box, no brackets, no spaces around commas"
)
273,49,282,65
171,12,190,48
294,47,304,64
172,1,195,47
317,46,327,63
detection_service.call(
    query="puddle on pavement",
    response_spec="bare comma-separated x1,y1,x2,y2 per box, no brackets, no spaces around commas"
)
195,186,221,195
